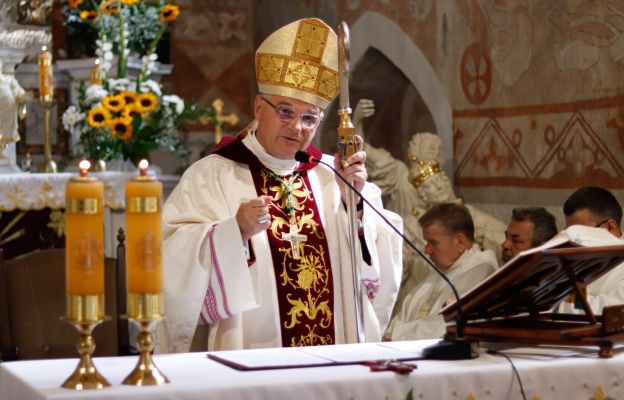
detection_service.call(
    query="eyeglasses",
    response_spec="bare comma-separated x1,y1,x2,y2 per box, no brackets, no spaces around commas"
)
261,97,322,129
594,219,610,228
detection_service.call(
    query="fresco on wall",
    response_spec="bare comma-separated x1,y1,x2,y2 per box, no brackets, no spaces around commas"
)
160,0,624,195
452,0,624,194
165,0,254,121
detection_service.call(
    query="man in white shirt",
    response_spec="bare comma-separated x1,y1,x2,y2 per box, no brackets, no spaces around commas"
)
560,186,624,314
155,18,403,353
385,203,497,340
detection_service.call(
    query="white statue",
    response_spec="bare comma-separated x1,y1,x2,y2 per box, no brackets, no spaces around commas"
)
355,98,506,318
0,60,26,173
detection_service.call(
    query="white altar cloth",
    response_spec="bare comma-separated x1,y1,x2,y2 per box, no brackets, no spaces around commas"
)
0,172,131,211
1,341,624,400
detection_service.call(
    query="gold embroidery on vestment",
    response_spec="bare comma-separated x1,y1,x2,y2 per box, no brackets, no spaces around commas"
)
261,171,333,345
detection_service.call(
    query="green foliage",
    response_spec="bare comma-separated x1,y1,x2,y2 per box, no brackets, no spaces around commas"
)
61,0,222,167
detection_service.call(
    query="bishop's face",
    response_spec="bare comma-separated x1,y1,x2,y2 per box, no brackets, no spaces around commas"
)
254,94,323,160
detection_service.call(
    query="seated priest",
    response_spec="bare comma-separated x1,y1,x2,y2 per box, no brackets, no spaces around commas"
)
384,203,497,341
559,186,624,314
155,18,403,353
501,207,558,263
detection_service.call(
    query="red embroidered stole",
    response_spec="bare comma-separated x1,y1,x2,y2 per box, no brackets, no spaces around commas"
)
214,137,336,346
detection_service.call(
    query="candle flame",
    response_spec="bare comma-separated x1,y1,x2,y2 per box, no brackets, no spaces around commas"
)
79,159,91,176
95,58,100,66
138,159,149,176
41,45,47,52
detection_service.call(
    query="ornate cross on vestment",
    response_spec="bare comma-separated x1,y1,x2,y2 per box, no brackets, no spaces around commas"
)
282,223,307,260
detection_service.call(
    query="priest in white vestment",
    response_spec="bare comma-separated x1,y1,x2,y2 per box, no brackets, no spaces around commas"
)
559,186,624,314
155,18,403,353
385,203,497,341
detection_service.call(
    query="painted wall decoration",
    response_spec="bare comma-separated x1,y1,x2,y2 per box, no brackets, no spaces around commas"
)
152,0,624,200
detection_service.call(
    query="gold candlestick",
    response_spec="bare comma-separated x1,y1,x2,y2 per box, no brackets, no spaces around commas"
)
122,292,169,385
61,295,110,390
37,46,56,173
62,161,109,390
37,97,57,173
123,159,168,386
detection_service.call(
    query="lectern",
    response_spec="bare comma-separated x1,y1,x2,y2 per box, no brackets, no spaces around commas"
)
441,244,624,357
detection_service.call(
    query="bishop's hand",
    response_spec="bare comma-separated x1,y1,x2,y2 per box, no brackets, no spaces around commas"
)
236,195,272,242
334,147,367,202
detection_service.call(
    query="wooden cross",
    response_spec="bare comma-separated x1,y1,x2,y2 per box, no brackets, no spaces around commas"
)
211,98,239,145
282,224,307,260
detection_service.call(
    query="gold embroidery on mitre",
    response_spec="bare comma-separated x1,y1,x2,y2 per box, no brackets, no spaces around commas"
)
294,19,328,61
411,156,442,188
255,18,339,107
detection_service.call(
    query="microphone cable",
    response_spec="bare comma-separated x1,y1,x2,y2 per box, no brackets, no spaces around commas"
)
295,150,468,339
486,348,527,400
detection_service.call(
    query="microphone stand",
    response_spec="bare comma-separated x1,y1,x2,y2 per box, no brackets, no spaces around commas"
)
295,151,477,360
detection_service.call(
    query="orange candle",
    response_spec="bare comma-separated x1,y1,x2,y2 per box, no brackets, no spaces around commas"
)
38,46,54,100
90,58,101,85
65,160,105,296
125,159,163,293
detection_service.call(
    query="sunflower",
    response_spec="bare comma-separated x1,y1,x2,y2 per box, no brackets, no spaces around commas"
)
119,90,138,106
79,10,98,22
103,94,126,113
67,0,82,9
87,106,111,128
120,0,140,4
108,117,133,141
122,103,145,120
158,5,180,24
136,92,159,113
99,0,119,15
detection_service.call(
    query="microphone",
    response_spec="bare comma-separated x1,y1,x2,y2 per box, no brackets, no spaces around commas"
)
295,150,477,360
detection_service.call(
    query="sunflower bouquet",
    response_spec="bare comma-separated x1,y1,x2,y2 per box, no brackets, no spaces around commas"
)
62,0,211,166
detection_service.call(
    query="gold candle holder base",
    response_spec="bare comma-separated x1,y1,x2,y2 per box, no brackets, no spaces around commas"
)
61,294,110,390
38,159,57,173
61,320,111,390
122,292,169,386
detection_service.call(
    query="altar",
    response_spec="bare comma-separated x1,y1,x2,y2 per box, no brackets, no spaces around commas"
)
0,172,179,259
1,341,624,400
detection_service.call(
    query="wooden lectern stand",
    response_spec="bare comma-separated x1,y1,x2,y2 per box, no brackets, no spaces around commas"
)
441,244,624,358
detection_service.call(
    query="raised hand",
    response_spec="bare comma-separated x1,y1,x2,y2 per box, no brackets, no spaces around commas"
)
334,146,368,202
236,195,272,242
